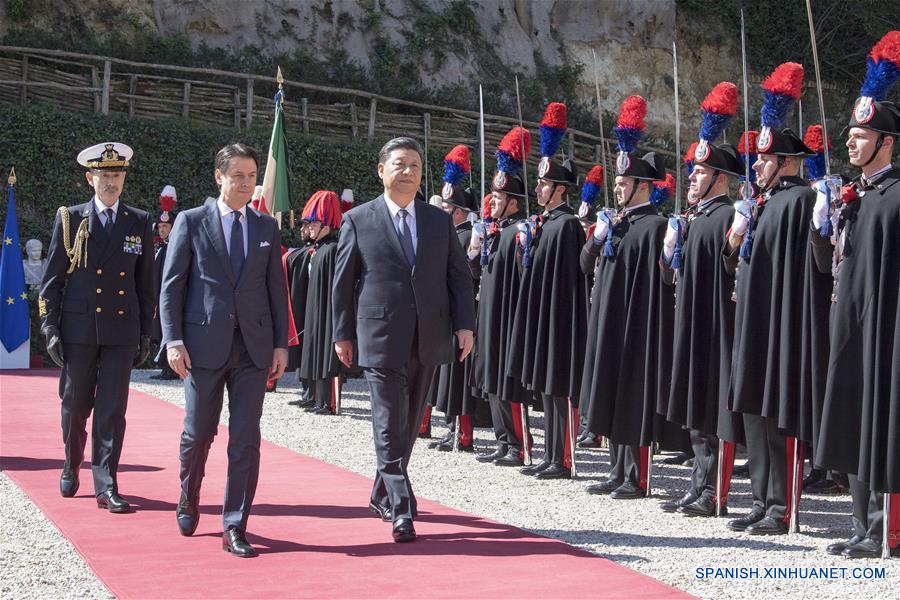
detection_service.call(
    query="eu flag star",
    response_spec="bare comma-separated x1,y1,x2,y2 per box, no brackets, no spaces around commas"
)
5,297,13,305
20,292,28,300
3,237,11,245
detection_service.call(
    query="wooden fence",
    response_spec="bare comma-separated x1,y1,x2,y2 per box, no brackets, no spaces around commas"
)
0,45,679,177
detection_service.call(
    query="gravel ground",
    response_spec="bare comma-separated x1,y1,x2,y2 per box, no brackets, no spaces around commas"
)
3,370,896,599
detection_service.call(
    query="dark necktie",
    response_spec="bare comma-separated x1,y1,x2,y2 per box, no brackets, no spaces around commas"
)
104,208,114,236
397,208,415,266
230,210,245,280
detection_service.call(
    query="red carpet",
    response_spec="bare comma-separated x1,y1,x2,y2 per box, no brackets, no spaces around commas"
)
1,370,689,599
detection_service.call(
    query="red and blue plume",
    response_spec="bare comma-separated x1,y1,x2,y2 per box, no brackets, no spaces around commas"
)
700,82,738,143
684,141,698,176
496,127,532,174
442,145,470,186
159,185,176,212
738,130,758,183
482,193,492,219
580,166,604,207
613,95,647,154
861,30,900,100
803,124,830,180
301,190,343,230
539,102,567,158
649,173,675,208
760,62,804,129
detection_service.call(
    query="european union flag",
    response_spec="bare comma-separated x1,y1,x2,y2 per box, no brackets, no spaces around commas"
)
0,171,29,353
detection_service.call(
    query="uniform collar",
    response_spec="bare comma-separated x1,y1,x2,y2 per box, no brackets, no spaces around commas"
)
93,195,119,215
697,195,730,216
860,164,894,188
542,204,574,220
498,210,526,228
775,176,806,191
455,220,473,232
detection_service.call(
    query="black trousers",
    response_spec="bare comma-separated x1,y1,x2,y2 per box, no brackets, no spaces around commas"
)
179,330,268,532
364,351,436,521
690,429,718,498
312,378,338,410
297,378,312,403
848,474,885,541
541,394,568,465
743,413,787,520
609,443,641,487
488,394,520,452
59,342,133,494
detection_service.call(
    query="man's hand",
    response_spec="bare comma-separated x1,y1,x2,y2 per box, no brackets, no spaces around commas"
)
663,217,680,261
42,326,64,367
270,347,288,379
334,340,353,368
467,224,485,260
456,329,474,362
593,209,615,241
167,344,192,380
134,335,151,367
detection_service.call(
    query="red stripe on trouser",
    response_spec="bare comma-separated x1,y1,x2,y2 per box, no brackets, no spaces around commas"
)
717,441,736,508
783,437,804,525
639,446,650,491
510,403,533,461
563,406,579,469
459,415,474,446
330,377,341,412
890,493,900,549
419,406,432,435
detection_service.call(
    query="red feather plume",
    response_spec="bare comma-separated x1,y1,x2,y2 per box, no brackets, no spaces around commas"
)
701,82,739,116
762,62,804,99
585,165,604,186
656,173,676,195
497,127,532,161
444,145,471,171
803,124,831,153
540,102,567,128
737,130,759,155
870,30,900,64
684,141,698,163
159,195,176,212
482,193,492,219
617,95,647,129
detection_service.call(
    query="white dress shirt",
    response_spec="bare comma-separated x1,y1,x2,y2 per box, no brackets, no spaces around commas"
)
623,200,652,215
93,196,119,227
384,193,418,252
217,197,249,258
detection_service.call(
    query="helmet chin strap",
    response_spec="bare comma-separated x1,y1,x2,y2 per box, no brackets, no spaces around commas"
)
759,156,786,196
698,171,721,203
860,133,885,168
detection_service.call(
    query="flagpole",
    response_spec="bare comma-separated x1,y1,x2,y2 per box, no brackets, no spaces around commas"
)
275,67,285,229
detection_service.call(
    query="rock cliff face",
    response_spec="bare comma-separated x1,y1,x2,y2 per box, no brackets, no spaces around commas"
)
3,0,753,137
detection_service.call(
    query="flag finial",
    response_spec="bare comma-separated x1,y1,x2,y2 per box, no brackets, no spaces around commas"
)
7,167,15,186
276,66,284,89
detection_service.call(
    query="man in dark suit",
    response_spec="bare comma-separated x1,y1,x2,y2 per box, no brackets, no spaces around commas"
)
332,137,475,543
39,142,154,513
160,143,289,558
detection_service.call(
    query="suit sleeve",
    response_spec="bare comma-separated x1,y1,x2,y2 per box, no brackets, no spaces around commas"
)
266,223,289,349
159,212,192,346
38,210,68,333
446,217,476,332
332,213,361,342
136,215,155,337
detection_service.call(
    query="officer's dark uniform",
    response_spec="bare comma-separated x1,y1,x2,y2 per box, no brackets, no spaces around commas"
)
39,143,154,510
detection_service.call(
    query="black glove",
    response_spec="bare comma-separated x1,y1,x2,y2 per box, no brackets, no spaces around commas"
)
134,335,151,367
42,325,65,368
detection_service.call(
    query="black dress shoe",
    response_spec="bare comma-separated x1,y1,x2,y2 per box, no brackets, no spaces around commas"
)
727,508,765,532
176,493,199,536
679,495,726,517
368,501,392,522
827,535,863,556
611,482,645,499
96,490,132,513
476,447,508,463
60,468,79,498
222,529,258,557
392,518,417,543
578,435,602,449
660,491,697,513
520,460,550,476
806,477,848,495
586,478,622,495
536,464,571,480
457,443,475,453
428,433,454,451
803,468,825,487
746,516,789,536
841,537,887,558
314,405,334,415
298,397,316,409
494,448,524,467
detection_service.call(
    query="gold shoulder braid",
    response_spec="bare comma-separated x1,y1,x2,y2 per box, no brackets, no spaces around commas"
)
38,295,47,317
57,206,89,274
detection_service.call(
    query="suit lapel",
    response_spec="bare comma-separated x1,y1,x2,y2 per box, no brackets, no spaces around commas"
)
98,205,135,265
201,201,236,285
412,199,429,273
374,195,411,270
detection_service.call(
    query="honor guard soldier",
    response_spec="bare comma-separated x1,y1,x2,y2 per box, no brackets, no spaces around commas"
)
724,63,829,536
39,142,154,512
812,31,900,559
151,185,178,380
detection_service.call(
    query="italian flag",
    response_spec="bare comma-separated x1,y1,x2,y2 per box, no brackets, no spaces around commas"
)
259,88,292,221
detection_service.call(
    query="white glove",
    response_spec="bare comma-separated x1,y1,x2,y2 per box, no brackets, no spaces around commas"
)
731,203,750,237
663,218,679,261
811,176,842,230
467,223,485,260
593,210,614,241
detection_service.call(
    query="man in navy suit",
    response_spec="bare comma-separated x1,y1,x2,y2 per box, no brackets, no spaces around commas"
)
160,143,289,557
332,137,475,542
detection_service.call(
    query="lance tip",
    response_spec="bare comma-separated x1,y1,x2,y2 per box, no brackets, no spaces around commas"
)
276,66,284,88
8,166,16,185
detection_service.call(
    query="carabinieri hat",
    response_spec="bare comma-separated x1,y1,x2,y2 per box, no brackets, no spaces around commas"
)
756,63,814,157
692,82,743,177
537,102,577,186
492,126,531,198
846,31,900,138
441,145,477,212
156,185,177,225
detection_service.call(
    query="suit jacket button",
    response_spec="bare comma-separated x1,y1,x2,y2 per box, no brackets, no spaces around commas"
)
96,307,102,313
120,272,126,277
117,310,124,315
118,290,125,296
96,288,102,294
96,269,102,275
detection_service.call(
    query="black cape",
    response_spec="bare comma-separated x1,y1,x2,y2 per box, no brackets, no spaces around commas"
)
471,211,534,407
427,221,481,417
298,234,341,381
726,177,831,442
815,168,900,492
578,204,685,449
663,197,744,444
508,204,588,399
285,241,313,372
